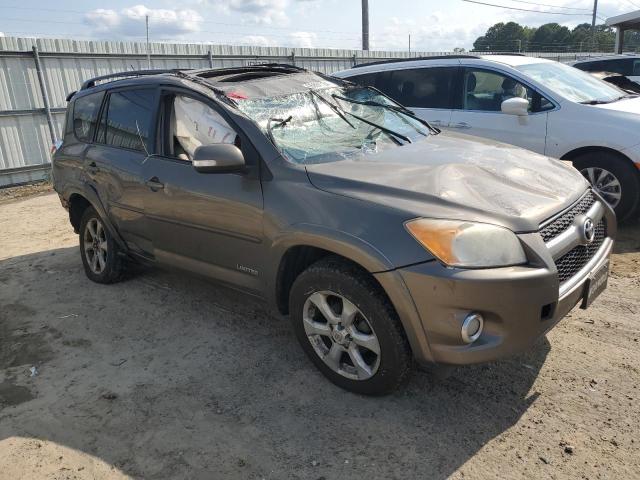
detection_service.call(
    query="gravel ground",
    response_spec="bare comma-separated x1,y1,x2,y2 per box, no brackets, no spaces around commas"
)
0,189,638,480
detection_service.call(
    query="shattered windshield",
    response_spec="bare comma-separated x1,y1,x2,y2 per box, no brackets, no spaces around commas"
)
236,86,432,164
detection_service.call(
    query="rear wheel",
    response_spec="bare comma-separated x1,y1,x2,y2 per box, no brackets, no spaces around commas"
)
79,207,125,283
573,152,640,221
289,257,412,395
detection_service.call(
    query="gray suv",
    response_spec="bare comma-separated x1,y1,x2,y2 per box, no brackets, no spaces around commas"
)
52,65,615,395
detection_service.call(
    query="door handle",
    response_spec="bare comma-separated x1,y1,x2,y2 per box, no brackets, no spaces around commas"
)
451,122,471,130
86,161,99,174
145,177,165,191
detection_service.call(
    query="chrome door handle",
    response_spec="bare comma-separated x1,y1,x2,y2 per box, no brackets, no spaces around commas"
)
451,122,471,129
145,177,164,191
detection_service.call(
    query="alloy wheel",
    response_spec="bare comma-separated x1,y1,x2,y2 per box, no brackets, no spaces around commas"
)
302,291,381,380
83,218,108,275
581,167,622,209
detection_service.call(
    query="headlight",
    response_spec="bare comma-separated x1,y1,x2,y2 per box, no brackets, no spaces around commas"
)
405,218,527,268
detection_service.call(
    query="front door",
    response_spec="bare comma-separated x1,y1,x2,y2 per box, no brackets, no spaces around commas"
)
142,90,265,294
448,68,551,155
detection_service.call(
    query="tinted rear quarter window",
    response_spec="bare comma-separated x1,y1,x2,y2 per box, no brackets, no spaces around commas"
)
98,89,155,152
72,91,104,142
383,67,456,109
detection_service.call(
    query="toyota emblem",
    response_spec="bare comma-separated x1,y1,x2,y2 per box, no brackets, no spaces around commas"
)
583,218,595,243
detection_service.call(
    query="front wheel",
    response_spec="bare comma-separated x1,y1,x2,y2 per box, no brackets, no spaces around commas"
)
573,152,640,221
289,257,412,395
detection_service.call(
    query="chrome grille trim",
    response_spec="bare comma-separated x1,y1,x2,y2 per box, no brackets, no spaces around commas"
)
539,190,595,243
546,200,604,259
539,189,609,289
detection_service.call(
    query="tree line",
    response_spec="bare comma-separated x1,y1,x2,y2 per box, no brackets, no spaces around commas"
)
471,22,640,53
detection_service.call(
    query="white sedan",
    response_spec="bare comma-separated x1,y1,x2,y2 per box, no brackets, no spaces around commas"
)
334,55,640,220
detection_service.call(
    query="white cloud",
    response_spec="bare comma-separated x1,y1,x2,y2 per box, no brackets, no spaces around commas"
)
288,31,317,48
239,35,275,46
218,0,289,25
84,5,203,38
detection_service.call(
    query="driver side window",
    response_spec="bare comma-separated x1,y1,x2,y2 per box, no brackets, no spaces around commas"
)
166,94,239,161
463,69,534,112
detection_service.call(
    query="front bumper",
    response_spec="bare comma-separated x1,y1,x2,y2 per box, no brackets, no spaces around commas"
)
393,237,612,365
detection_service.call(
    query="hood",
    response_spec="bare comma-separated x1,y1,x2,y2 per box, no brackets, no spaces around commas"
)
305,132,589,232
592,95,640,114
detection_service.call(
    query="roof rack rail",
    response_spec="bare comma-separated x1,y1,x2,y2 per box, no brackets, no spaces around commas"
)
81,69,186,90
353,55,479,68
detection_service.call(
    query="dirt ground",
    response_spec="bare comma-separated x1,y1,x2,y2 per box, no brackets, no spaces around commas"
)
0,187,638,480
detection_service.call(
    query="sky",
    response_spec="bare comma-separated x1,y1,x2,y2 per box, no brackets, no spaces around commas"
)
0,0,639,51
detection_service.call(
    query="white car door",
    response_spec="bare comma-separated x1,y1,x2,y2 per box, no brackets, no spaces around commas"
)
351,66,457,128
448,68,551,155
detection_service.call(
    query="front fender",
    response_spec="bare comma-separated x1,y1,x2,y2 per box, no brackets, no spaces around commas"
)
266,223,434,364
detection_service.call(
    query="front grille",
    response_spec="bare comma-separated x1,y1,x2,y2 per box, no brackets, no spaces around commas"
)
539,191,596,242
554,218,606,283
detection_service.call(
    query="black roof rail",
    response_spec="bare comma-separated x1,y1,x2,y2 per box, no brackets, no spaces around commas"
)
80,69,186,90
353,55,479,68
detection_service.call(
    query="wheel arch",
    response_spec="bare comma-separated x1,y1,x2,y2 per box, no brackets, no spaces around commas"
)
64,186,127,250
560,145,635,168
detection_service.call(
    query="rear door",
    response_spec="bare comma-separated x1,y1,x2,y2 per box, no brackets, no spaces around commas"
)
141,89,265,294
448,67,551,154
84,87,158,256
346,66,459,128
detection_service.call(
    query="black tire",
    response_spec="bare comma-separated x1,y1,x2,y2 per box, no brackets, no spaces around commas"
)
289,256,412,395
79,206,125,284
572,152,640,221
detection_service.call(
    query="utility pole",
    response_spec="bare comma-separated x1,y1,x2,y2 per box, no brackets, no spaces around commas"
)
408,34,411,54
591,0,598,51
146,15,151,69
361,0,369,51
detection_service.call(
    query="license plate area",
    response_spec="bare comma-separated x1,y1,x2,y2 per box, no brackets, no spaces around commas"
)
580,260,609,309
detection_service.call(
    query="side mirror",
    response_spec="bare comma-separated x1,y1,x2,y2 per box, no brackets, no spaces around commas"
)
501,97,530,116
192,144,245,173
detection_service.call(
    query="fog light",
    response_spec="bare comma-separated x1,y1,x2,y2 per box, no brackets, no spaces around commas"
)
461,312,484,344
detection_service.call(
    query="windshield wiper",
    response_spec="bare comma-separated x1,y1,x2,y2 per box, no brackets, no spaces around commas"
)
332,92,439,135
266,116,293,143
308,90,356,129
340,110,410,145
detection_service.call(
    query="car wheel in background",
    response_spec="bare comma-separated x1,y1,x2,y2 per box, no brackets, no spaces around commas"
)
573,152,640,221
79,206,125,284
289,256,412,395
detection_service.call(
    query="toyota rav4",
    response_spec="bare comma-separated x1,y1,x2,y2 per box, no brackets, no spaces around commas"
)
52,65,615,395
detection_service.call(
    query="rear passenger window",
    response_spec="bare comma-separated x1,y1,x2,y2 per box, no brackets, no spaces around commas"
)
347,72,384,88
72,92,104,142
99,89,155,152
381,67,456,109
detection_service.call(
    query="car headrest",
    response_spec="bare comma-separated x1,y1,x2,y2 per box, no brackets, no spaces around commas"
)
466,73,476,92
502,77,517,90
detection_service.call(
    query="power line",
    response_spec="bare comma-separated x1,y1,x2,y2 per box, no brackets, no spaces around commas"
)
506,0,591,11
461,0,602,18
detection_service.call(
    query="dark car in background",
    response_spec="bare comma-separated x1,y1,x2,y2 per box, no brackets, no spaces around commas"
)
573,55,640,86
52,65,614,394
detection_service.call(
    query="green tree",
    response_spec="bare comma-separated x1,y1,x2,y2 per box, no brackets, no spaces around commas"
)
530,23,571,52
472,22,533,52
